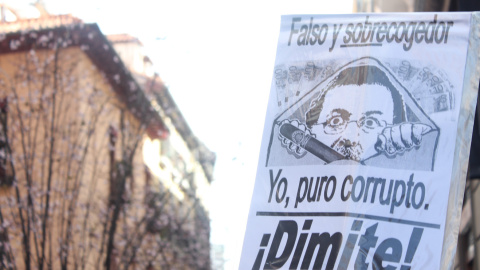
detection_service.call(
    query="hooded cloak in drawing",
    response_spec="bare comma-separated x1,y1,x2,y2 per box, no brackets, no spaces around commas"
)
266,57,439,171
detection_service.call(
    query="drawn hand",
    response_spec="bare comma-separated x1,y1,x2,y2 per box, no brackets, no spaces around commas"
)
375,123,432,156
278,119,314,157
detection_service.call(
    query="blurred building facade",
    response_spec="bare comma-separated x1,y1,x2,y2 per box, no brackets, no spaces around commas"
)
210,244,226,270
0,3,214,269
353,0,449,12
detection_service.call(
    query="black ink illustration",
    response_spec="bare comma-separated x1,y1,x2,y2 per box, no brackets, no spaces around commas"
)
267,57,440,170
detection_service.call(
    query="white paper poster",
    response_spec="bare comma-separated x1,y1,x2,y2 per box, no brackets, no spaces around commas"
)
240,13,480,269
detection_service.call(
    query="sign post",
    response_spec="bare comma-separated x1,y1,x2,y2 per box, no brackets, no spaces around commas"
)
240,13,480,269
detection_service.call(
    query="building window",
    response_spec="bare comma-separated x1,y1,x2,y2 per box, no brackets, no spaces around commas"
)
108,125,118,203
0,98,12,186
108,125,132,204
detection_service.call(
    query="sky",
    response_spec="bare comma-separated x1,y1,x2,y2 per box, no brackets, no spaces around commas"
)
15,0,354,268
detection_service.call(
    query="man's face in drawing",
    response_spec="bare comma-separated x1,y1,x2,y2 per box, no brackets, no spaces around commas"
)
310,84,394,161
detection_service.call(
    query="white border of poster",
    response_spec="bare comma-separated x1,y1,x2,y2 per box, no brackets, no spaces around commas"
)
240,12,480,270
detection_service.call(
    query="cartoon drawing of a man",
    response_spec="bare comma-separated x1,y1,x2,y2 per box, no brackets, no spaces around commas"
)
269,57,439,169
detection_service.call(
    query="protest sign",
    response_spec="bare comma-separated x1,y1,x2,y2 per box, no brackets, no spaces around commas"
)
240,13,480,269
